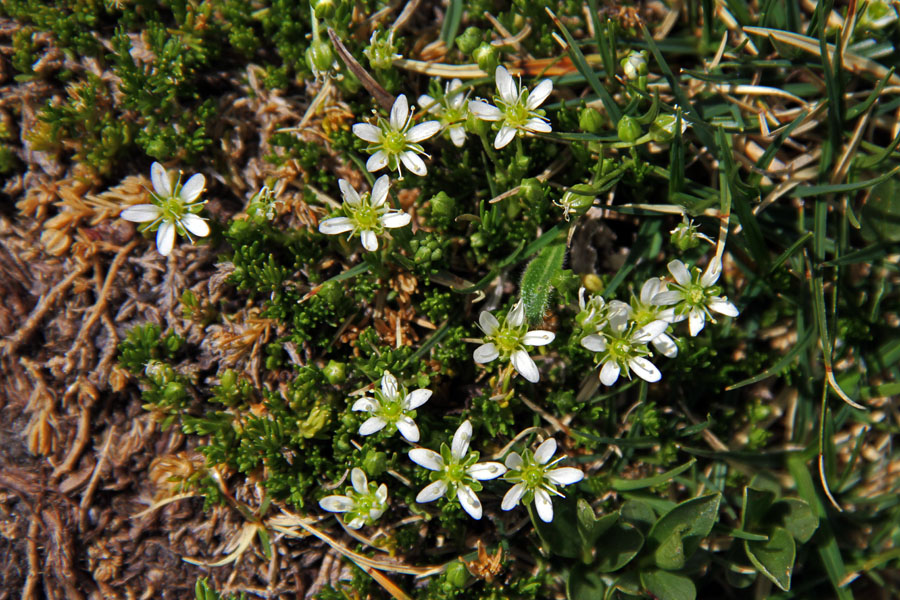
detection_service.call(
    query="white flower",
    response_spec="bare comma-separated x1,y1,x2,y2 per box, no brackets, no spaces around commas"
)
409,420,506,520
352,94,440,176
652,258,740,336
417,78,470,147
318,467,389,529
473,300,555,383
628,278,680,358
468,65,553,149
120,162,209,256
352,371,431,443
318,175,411,252
580,310,668,386
502,438,584,523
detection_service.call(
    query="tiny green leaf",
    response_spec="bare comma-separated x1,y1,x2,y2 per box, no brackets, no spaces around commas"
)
745,526,796,591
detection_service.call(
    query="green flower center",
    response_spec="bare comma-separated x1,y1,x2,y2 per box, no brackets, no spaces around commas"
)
447,462,466,482
502,100,531,128
521,464,545,488
161,197,185,222
493,327,524,355
382,129,408,154
352,201,380,230
688,285,706,305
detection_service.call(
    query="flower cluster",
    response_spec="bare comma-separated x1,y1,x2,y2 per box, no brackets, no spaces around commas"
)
578,256,740,385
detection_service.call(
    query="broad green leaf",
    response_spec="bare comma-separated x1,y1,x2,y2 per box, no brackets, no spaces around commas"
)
648,493,721,570
606,571,641,599
640,570,696,600
595,521,644,572
620,498,658,533
567,564,607,600
860,178,900,243
533,495,580,559
769,498,819,543
577,500,618,550
741,486,776,531
520,240,567,325
745,526,796,591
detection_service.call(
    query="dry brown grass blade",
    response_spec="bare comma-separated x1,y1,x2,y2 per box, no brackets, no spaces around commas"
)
328,28,395,112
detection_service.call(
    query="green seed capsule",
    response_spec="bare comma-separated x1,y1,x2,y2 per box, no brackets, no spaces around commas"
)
578,107,603,134
456,26,483,54
323,360,346,384
473,42,499,74
616,115,641,143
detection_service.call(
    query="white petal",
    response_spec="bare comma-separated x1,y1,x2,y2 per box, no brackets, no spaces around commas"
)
534,438,557,464
319,495,354,513
467,100,503,121
534,488,554,523
380,371,398,399
179,173,205,204
416,479,448,503
339,179,361,206
668,259,692,286
371,175,390,206
608,311,628,334
493,125,517,149
150,162,172,197
633,320,668,344
451,420,472,460
505,452,523,470
478,311,500,335
524,118,552,133
406,121,441,143
120,204,161,222
511,349,539,383
701,258,722,286
495,65,518,104
629,356,661,382
366,150,389,172
350,467,368,494
547,467,584,486
351,397,378,412
449,126,466,147
396,416,420,443
507,300,525,327
181,213,209,237
347,517,365,529
319,217,354,235
473,342,499,364
658,307,679,323
361,230,379,252
417,94,436,110
359,417,387,436
652,333,678,358
641,278,662,303
156,221,175,256
523,330,555,346
390,94,409,130
688,308,706,336
467,461,506,480
526,79,553,109
580,334,606,352
375,483,388,503
404,389,432,410
709,297,739,317
409,448,444,471
399,151,427,176
353,123,382,143
651,291,682,306
457,485,483,520
501,482,527,511
599,360,621,386
380,211,411,228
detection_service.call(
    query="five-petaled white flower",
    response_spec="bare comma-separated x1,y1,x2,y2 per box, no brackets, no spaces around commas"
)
353,94,440,176
409,420,506,520
627,278,680,358
417,78,470,147
318,467,389,529
651,258,740,336
318,175,411,252
580,310,668,386
502,438,584,523
120,162,209,256
473,300,555,383
468,65,553,149
352,371,431,443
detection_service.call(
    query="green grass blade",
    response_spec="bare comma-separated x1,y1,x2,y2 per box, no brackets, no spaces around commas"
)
440,0,463,49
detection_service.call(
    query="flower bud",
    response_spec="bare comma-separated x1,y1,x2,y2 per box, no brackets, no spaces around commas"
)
557,183,595,220
473,42,499,74
578,106,603,134
621,51,648,80
582,273,603,294
518,177,543,203
364,30,400,71
323,360,346,384
456,26,483,54
429,191,456,220
311,0,337,19
616,115,641,143
445,560,471,588
306,39,335,75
